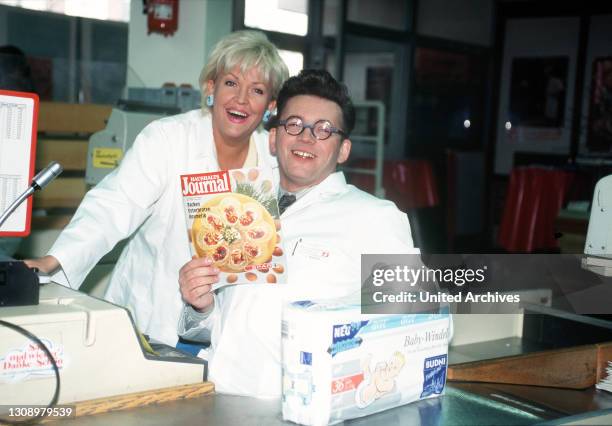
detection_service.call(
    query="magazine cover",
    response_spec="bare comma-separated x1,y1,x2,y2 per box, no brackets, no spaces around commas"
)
181,167,287,289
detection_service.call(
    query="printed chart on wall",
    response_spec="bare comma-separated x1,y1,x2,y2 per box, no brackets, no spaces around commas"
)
0,90,38,236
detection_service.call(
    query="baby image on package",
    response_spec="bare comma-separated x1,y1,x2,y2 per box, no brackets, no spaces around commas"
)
180,167,287,289
355,351,406,408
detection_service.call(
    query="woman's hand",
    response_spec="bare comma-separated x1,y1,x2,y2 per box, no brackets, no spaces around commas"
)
179,257,220,313
23,255,60,274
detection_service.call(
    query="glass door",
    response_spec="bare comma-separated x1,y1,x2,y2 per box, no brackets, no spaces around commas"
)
340,35,410,160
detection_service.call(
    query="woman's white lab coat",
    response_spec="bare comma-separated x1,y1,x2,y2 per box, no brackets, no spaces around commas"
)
49,110,276,345
180,172,417,397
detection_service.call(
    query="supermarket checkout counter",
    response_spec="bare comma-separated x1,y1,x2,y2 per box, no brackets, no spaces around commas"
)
29,382,612,425
3,280,612,425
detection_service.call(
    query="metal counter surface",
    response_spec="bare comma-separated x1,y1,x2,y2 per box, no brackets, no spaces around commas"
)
56,384,548,426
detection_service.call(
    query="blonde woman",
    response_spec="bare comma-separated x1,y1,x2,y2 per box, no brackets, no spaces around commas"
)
26,31,289,347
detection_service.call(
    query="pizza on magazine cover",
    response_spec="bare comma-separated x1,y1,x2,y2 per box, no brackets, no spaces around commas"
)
181,167,287,288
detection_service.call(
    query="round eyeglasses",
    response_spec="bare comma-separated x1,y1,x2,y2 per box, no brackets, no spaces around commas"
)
277,116,346,141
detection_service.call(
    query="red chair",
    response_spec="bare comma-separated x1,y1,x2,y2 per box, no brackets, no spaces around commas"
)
498,167,574,252
347,159,440,249
347,159,439,211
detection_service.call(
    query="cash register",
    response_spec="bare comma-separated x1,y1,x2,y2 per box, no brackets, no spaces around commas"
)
0,275,207,406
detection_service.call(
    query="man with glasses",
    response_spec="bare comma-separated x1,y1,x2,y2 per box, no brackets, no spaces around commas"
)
178,70,416,397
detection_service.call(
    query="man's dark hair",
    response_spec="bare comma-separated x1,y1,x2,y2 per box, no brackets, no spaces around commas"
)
272,69,355,137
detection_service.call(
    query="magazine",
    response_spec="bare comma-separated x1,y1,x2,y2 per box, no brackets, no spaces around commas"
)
181,167,287,289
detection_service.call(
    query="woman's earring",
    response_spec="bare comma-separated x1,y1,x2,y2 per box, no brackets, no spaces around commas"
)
206,95,214,107
262,110,271,123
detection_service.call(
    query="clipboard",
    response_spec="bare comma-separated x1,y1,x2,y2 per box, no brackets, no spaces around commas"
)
0,89,39,237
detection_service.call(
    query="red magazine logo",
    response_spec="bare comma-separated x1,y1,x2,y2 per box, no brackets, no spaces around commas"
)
181,171,231,196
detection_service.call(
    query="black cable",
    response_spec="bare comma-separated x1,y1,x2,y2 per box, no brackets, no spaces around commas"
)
0,319,60,425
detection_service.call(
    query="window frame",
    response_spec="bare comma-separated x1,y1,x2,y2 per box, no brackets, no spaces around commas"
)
233,0,321,69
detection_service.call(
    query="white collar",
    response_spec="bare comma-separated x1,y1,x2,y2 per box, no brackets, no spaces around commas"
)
279,172,348,216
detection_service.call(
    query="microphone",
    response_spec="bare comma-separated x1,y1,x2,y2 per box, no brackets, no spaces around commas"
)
0,162,63,228
32,161,63,190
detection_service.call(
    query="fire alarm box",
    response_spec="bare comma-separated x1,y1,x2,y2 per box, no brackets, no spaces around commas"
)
145,0,179,37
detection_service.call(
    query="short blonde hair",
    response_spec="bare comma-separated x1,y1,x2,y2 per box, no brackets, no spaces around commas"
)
199,30,289,101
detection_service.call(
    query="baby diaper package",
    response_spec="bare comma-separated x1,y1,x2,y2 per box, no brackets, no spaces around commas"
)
282,299,450,425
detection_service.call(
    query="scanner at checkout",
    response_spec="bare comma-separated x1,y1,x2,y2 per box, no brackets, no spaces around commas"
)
0,279,207,406
0,261,39,307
